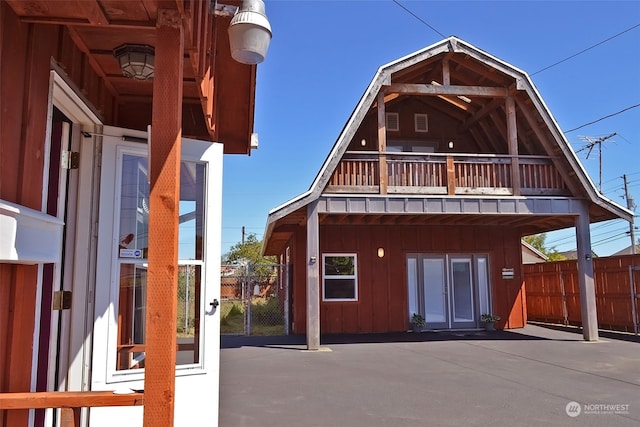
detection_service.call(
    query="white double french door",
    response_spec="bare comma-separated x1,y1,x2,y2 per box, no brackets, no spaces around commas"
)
407,254,490,329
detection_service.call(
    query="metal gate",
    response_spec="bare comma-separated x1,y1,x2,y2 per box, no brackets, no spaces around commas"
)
220,263,289,335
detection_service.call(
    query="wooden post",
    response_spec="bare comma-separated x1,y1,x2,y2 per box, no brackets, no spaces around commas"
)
442,58,450,85
143,9,184,427
575,201,599,341
505,96,520,196
306,201,320,350
377,92,388,195
446,156,455,195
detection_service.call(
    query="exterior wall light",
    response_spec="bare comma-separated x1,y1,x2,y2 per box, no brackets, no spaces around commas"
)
448,141,454,150
377,247,385,258
212,0,272,65
113,44,155,81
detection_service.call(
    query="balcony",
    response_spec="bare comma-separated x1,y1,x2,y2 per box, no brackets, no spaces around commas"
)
326,152,569,196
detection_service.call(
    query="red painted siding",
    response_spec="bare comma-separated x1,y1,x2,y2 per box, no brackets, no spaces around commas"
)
0,5,115,419
286,222,527,335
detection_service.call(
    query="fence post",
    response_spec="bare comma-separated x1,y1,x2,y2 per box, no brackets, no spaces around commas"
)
246,263,252,336
559,271,568,326
630,265,639,335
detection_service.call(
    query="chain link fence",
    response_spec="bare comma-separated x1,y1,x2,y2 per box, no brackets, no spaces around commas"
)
220,263,289,336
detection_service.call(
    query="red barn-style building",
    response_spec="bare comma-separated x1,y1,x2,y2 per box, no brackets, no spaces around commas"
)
262,37,631,349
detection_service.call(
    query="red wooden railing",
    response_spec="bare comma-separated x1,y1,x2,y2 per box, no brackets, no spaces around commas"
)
0,391,144,427
326,152,568,195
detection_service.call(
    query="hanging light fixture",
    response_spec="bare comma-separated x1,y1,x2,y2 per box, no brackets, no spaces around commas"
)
113,44,155,81
225,0,272,64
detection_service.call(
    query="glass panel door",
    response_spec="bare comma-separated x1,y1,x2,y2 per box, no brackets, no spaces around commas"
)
114,152,206,370
406,256,419,322
450,257,475,327
423,257,448,328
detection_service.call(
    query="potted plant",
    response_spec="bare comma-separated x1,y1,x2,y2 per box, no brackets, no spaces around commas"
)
481,313,500,331
411,313,425,332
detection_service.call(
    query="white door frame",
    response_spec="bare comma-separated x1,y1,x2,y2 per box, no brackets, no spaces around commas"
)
90,126,223,426
407,253,491,330
36,71,104,427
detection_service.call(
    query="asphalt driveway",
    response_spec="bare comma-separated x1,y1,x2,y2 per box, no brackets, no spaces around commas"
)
219,324,640,427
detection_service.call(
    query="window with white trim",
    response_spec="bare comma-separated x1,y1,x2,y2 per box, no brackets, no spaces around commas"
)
322,254,358,301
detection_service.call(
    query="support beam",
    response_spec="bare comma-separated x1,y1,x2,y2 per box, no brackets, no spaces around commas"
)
505,96,520,196
446,156,455,195
442,58,450,85
144,9,184,427
575,201,599,341
377,92,388,195
384,83,508,98
306,201,320,350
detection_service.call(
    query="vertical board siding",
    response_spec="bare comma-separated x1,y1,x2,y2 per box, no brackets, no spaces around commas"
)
289,223,525,334
0,9,56,424
0,5,114,415
524,255,640,332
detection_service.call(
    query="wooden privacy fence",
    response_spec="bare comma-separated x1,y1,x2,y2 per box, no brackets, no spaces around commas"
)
524,254,640,333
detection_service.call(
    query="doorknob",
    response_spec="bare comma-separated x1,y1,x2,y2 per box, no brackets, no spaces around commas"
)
210,299,219,309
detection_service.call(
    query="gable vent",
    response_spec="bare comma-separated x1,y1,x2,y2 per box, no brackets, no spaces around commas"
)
414,113,428,133
386,112,399,132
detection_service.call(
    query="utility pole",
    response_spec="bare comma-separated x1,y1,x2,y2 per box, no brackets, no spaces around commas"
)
580,132,616,191
242,225,246,245
623,174,637,255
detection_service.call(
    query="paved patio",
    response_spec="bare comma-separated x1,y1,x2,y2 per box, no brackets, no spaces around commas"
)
219,324,640,427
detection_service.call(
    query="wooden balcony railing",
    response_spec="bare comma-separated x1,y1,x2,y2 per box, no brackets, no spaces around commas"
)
327,154,380,192
326,152,568,196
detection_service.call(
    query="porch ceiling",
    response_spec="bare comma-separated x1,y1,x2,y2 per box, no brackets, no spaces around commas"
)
5,0,255,154
261,196,614,256
317,212,576,235
263,208,579,257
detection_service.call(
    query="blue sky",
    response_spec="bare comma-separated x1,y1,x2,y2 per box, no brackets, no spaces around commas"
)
221,0,640,257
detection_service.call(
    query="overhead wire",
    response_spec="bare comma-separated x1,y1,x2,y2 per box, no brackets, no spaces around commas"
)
391,2,640,137
391,0,445,38
531,23,640,75
564,104,640,133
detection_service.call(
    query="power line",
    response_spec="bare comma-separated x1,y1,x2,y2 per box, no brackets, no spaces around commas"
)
531,23,640,75
390,5,639,136
392,0,446,38
564,104,640,133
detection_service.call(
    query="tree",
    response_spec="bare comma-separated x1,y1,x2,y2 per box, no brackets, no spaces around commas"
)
223,233,277,278
522,233,567,261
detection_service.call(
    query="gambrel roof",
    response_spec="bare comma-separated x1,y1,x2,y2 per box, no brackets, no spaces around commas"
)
263,36,632,255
